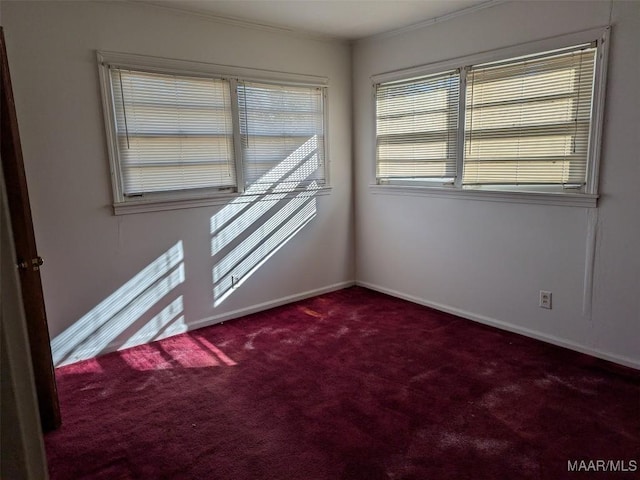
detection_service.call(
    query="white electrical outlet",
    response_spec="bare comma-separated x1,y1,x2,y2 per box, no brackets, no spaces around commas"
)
539,290,552,309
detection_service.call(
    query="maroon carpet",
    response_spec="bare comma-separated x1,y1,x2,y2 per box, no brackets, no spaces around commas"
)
45,287,639,479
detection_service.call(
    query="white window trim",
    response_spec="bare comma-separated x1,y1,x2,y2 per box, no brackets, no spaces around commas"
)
97,51,330,215
112,186,333,215
370,184,598,208
370,26,610,208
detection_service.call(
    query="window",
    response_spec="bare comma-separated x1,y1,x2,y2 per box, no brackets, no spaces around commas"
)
376,70,459,184
110,69,236,196
238,81,326,191
374,28,609,204
463,47,596,189
98,52,328,213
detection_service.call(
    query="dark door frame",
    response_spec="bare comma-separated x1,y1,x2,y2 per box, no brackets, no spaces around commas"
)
1,26,61,431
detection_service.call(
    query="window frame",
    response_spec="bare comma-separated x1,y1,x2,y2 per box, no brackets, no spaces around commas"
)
97,51,330,215
371,27,610,208
375,69,461,186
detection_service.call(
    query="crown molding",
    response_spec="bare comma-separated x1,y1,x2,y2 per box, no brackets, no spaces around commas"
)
119,0,346,43
364,0,508,42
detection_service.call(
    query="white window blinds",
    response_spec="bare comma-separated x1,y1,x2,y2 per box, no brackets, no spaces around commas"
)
463,46,597,188
237,81,326,189
376,70,460,183
110,68,236,195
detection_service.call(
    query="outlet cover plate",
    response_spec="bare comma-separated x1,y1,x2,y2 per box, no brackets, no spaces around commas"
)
539,290,552,309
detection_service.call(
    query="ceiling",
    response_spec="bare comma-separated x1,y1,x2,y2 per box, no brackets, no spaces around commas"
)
137,0,495,40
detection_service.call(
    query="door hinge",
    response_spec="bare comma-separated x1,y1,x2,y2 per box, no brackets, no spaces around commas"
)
17,256,43,271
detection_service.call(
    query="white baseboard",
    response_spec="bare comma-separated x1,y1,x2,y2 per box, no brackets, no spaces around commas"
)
356,281,640,370
190,280,356,329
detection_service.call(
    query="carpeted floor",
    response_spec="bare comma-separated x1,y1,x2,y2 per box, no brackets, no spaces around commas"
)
45,287,639,479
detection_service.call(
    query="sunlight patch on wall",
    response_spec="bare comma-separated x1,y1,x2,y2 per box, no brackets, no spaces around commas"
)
209,135,319,242
210,136,321,307
213,185,318,283
51,241,185,367
214,200,316,306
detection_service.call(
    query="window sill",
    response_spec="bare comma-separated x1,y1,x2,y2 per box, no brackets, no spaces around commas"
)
113,186,332,215
369,184,598,208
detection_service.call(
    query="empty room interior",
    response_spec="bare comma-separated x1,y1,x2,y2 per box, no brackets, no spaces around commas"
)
1,0,638,479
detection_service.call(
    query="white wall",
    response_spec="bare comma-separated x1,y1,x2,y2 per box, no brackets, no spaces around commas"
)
2,0,354,365
3,0,638,369
353,0,639,367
